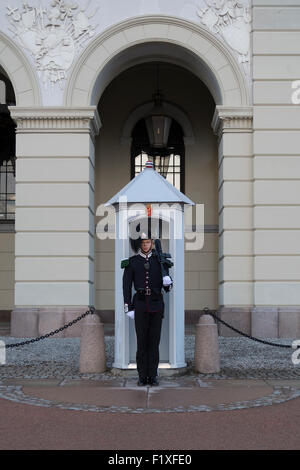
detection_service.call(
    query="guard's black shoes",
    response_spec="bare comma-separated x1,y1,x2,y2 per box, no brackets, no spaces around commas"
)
148,376,159,386
137,377,148,386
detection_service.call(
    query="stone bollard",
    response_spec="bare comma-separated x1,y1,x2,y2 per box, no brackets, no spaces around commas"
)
79,311,106,373
194,314,220,374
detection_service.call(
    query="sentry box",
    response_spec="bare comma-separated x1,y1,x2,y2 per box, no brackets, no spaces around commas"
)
104,161,194,372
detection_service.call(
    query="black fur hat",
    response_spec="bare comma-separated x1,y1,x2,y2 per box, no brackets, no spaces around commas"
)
130,223,152,253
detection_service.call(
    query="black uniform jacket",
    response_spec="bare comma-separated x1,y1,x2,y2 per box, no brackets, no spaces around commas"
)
123,250,171,316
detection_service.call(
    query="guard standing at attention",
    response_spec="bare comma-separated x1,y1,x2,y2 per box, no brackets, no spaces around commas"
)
122,232,173,386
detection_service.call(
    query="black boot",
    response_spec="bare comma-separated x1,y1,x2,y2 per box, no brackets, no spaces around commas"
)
137,376,148,386
148,376,159,386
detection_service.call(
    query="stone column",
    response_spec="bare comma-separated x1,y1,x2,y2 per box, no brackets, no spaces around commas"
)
9,107,100,337
252,0,300,339
212,106,253,336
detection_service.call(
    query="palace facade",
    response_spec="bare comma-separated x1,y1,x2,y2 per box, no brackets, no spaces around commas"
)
0,0,299,338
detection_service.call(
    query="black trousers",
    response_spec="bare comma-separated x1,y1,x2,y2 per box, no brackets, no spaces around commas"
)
134,308,163,378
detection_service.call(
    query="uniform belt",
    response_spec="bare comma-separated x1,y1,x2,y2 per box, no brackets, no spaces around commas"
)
137,288,152,296
137,288,161,297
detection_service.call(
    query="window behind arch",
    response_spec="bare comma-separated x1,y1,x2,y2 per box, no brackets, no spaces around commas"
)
0,73,16,223
131,118,185,193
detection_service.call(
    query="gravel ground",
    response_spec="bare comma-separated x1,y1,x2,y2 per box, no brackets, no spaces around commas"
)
0,334,299,379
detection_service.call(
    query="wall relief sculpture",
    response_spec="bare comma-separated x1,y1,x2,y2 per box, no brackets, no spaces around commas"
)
5,1,251,90
6,0,98,87
197,0,251,71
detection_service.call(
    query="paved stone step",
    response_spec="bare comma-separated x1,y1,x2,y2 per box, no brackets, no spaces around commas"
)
1,377,300,414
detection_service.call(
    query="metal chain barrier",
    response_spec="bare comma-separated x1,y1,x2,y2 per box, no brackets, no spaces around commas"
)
4,307,95,349
201,307,295,349
2,306,298,351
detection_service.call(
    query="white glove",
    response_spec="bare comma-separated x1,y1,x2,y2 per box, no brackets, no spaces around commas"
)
126,310,135,319
124,303,134,319
163,275,173,286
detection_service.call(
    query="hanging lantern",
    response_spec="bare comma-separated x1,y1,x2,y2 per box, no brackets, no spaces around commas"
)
145,114,172,148
145,78,172,148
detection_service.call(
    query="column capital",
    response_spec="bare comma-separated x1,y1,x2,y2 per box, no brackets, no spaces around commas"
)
8,106,101,141
212,106,253,140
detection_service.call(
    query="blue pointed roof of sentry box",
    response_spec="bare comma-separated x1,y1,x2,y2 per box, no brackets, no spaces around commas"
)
105,161,195,206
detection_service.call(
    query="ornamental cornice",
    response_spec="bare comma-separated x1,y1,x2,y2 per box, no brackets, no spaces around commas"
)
211,105,253,139
8,106,101,138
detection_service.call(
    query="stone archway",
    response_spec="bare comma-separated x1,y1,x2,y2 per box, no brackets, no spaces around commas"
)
0,31,41,106
64,16,250,107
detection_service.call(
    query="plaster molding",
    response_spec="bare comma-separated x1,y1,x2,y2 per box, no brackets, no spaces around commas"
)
8,106,101,138
211,105,253,139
